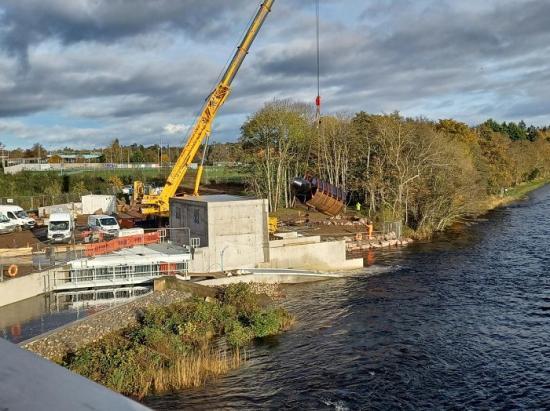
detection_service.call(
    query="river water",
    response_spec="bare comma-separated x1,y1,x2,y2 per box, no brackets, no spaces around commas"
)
145,185,549,410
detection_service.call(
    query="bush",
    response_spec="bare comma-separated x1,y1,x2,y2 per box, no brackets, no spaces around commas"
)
218,283,260,317
225,320,255,348
62,286,294,398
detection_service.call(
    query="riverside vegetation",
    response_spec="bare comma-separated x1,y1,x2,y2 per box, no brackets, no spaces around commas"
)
239,101,550,238
61,284,294,399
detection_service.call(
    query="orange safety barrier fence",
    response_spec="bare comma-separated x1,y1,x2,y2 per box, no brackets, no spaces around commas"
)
160,262,178,275
85,231,161,257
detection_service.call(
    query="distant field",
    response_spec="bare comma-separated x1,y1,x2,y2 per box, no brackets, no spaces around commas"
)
0,166,248,210
12,165,247,184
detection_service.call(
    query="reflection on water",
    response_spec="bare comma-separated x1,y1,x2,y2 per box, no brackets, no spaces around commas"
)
0,286,152,344
145,185,550,410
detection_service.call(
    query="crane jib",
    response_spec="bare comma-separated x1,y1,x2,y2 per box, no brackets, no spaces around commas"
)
140,0,275,215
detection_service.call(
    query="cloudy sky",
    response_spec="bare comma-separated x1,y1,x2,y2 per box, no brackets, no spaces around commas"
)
0,0,549,149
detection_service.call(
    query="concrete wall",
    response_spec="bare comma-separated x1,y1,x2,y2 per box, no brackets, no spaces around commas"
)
199,273,329,286
170,196,269,273
0,271,46,308
207,198,269,272
264,239,363,271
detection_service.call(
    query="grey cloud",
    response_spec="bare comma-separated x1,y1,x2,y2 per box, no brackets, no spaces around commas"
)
1,0,550,148
0,0,253,68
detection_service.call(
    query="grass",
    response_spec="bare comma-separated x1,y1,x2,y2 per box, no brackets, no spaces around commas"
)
55,165,247,185
480,178,549,211
61,284,294,399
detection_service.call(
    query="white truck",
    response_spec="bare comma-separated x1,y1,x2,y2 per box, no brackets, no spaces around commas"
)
47,212,74,243
0,212,17,234
0,205,36,230
87,214,120,238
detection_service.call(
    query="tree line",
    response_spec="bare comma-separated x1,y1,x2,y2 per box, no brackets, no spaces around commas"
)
238,100,550,237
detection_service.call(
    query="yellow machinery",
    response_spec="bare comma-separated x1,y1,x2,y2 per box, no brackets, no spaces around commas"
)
138,0,275,216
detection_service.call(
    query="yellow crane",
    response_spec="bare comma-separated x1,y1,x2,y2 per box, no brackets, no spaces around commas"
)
138,0,275,216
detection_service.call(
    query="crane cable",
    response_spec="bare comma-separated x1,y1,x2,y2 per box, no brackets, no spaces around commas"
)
315,0,321,126
304,0,322,178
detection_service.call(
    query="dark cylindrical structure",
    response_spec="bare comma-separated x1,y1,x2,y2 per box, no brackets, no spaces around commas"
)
291,176,346,216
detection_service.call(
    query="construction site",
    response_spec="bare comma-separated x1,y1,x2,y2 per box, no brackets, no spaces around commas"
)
0,0,411,352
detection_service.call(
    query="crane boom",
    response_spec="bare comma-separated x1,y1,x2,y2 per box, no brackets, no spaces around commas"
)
140,0,274,215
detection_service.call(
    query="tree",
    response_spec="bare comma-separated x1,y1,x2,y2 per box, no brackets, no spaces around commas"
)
240,99,313,211
131,150,145,163
48,155,63,164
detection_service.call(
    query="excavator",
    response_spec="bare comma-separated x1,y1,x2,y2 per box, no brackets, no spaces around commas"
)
133,0,275,216
133,0,346,219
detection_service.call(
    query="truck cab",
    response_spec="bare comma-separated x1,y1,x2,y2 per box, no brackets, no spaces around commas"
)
0,205,36,230
47,212,74,243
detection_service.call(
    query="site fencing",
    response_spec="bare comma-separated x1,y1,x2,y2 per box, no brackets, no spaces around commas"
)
383,221,403,239
0,193,85,212
84,231,163,257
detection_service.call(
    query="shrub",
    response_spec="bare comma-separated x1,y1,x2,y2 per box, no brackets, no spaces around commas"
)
218,283,259,318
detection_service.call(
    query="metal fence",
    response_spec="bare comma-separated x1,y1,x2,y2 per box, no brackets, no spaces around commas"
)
383,221,403,239
0,193,86,211
46,260,189,292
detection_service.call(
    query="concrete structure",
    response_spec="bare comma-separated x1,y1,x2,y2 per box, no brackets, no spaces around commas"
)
169,195,363,273
170,195,269,272
0,338,149,411
198,268,344,286
263,235,363,271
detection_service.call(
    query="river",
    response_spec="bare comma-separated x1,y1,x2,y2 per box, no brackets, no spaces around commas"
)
145,185,549,410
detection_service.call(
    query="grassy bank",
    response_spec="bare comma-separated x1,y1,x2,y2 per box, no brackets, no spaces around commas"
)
61,284,293,399
480,179,549,211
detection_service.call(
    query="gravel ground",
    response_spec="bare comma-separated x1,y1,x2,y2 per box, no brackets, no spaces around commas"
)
23,289,192,362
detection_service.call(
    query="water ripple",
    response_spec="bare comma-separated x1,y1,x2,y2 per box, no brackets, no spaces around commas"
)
144,185,550,410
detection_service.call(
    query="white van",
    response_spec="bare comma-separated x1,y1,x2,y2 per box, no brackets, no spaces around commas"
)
87,214,120,237
0,213,16,234
0,205,36,229
47,212,74,243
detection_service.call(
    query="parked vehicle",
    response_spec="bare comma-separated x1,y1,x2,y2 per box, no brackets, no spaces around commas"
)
0,205,36,229
0,212,17,234
87,214,120,237
47,212,74,243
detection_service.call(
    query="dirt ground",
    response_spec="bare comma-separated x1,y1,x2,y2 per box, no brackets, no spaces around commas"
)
272,206,370,238
0,228,46,249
